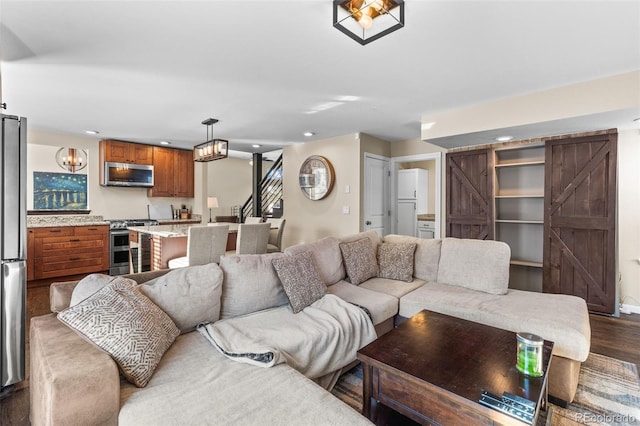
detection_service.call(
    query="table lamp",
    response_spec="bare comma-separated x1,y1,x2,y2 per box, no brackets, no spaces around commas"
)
207,197,219,223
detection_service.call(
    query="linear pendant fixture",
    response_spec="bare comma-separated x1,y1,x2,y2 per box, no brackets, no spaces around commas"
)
194,118,229,162
333,0,404,45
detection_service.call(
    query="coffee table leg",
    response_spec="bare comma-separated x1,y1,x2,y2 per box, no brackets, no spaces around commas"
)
362,364,373,420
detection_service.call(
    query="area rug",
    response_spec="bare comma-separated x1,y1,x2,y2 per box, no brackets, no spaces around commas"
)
331,353,640,426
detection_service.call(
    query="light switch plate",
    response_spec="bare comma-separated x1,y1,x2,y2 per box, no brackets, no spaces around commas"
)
342,205,350,214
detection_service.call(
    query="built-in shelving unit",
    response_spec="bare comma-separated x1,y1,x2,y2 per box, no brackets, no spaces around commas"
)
493,144,545,292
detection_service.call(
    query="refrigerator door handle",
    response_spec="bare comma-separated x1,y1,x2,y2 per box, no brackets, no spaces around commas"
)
1,260,26,387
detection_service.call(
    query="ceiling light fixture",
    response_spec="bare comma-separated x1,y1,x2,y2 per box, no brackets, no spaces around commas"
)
333,0,404,45
160,141,171,145
193,118,229,162
55,147,87,173
84,130,99,135
252,144,261,148
496,136,514,142
304,132,315,137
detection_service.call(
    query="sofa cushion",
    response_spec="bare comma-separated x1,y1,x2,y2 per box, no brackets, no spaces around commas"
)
327,280,398,325
399,283,591,362
139,263,224,333
284,237,345,285
383,234,442,282
69,273,116,307
377,242,416,282
57,277,180,387
272,251,326,313
437,238,510,295
219,253,289,319
118,332,372,426
339,238,379,285
360,277,426,299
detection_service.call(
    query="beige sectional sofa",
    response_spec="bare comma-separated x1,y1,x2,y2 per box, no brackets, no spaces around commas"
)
30,231,590,425
284,231,590,403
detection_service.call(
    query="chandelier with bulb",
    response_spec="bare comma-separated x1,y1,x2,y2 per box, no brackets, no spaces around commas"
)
193,118,229,162
333,0,404,45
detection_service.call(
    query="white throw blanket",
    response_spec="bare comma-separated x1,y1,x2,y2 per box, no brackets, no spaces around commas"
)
198,294,377,381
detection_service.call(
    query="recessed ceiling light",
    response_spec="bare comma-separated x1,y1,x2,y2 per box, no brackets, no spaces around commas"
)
252,144,261,148
496,136,513,142
303,132,315,137
84,130,99,135
421,122,436,130
160,141,171,145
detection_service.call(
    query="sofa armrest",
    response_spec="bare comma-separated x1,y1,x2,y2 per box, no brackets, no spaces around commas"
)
30,314,120,426
49,281,78,313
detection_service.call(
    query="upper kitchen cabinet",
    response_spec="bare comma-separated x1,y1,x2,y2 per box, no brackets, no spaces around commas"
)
397,168,428,204
148,147,194,198
100,140,153,165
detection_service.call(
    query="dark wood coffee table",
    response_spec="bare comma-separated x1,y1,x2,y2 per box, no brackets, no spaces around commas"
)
357,310,554,425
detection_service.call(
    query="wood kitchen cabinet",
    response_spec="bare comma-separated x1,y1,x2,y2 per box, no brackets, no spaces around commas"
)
147,146,194,197
100,140,153,165
27,225,109,281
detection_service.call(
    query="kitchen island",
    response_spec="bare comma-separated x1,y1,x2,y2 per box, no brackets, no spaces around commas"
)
127,223,238,272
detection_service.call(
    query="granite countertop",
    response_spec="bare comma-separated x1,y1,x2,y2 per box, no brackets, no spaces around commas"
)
157,218,202,225
27,215,108,228
417,214,436,221
128,222,272,237
127,224,192,238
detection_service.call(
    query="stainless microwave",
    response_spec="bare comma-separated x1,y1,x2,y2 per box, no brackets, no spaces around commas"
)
102,162,154,187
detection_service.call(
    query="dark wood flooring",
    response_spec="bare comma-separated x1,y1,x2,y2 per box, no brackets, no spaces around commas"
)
2,288,640,425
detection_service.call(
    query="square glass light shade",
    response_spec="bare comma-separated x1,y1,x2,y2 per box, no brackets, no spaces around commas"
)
333,0,404,45
193,139,229,162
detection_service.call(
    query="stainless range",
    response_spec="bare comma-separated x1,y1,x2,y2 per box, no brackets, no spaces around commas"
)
108,219,158,275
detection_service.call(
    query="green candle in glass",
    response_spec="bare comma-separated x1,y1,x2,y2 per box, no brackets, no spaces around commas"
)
516,332,544,377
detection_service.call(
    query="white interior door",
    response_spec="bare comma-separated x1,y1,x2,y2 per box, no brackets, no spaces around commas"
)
364,153,389,237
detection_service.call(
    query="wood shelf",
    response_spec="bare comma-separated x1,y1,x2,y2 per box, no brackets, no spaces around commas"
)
511,260,543,268
495,160,545,168
495,195,544,199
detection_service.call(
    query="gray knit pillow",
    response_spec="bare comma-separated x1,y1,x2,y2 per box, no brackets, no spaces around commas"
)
272,251,326,314
58,277,179,387
339,237,379,285
377,242,416,282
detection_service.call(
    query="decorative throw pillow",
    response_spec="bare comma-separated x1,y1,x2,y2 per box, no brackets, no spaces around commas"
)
218,253,289,319
139,263,224,334
58,277,180,388
377,242,417,282
339,237,379,285
69,273,116,307
271,251,326,313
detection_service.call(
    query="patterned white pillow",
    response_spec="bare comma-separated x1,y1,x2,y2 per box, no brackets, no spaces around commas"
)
377,242,416,282
58,277,180,387
272,251,326,313
339,238,379,285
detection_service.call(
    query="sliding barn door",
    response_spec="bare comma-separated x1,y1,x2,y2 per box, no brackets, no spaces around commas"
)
543,133,617,314
446,149,494,239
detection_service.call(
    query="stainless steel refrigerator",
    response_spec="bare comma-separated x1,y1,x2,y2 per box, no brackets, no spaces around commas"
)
0,114,27,392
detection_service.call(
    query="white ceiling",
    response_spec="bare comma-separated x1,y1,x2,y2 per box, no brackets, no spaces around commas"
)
1,1,639,155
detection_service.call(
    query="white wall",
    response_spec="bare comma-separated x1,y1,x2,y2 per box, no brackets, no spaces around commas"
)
282,134,361,248
205,157,270,220
27,130,269,221
27,129,196,220
617,129,640,309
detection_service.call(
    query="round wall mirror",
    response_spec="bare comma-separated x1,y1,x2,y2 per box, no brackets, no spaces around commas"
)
298,155,335,200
